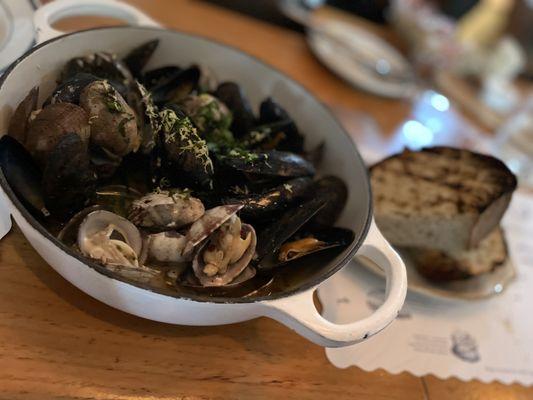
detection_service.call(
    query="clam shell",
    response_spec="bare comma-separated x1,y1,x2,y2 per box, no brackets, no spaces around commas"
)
192,223,256,287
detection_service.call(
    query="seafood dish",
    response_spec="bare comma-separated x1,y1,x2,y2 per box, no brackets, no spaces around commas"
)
0,40,354,299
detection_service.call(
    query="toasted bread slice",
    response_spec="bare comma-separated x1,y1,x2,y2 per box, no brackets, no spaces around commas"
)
405,228,508,281
370,147,516,252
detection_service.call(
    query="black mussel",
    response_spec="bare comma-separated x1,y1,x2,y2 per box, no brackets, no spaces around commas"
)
128,81,160,154
122,39,159,78
214,82,256,138
197,65,218,93
277,226,354,263
258,97,304,153
159,108,214,188
8,87,39,144
218,149,315,180
241,119,295,150
151,66,200,105
255,197,326,268
304,141,325,167
60,52,133,87
44,73,99,107
25,102,91,166
141,65,182,89
89,144,123,180
0,135,48,217
42,133,97,217
80,80,140,157
309,176,348,226
225,176,314,221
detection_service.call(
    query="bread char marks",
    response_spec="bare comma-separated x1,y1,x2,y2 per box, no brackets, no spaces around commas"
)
372,147,517,216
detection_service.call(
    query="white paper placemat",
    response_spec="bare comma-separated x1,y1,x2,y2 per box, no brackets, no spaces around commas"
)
318,191,533,385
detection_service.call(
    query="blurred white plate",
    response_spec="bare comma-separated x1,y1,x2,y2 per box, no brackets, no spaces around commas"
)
307,19,417,99
359,248,516,300
0,0,35,73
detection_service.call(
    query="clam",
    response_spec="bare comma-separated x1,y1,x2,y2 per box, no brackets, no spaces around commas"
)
145,231,190,263
129,189,205,231
25,102,90,166
192,215,257,287
78,210,143,268
181,93,232,134
80,80,140,157
183,203,243,255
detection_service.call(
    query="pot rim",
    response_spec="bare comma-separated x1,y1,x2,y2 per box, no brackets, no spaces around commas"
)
0,25,372,304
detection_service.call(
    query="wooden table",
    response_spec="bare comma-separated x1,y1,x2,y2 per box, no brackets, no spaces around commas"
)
2,1,531,399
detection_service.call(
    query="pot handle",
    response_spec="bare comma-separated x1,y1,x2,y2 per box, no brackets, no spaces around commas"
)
33,0,160,44
0,191,12,240
262,219,407,347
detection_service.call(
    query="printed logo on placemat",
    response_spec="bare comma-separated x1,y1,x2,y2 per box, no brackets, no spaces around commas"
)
451,331,480,363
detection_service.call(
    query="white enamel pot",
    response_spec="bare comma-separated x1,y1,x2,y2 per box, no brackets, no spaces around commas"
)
0,0,407,347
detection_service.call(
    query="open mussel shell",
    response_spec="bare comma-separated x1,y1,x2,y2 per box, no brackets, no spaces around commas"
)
192,223,257,287
255,197,326,268
225,176,314,221
277,226,355,263
219,150,315,180
257,226,354,272
309,176,348,227
122,39,159,78
8,86,39,144
258,98,304,153
0,135,48,218
141,65,182,89
60,52,133,87
43,73,99,106
151,66,200,105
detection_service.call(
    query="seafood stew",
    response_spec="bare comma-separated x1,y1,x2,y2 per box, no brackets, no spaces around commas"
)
0,39,357,300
